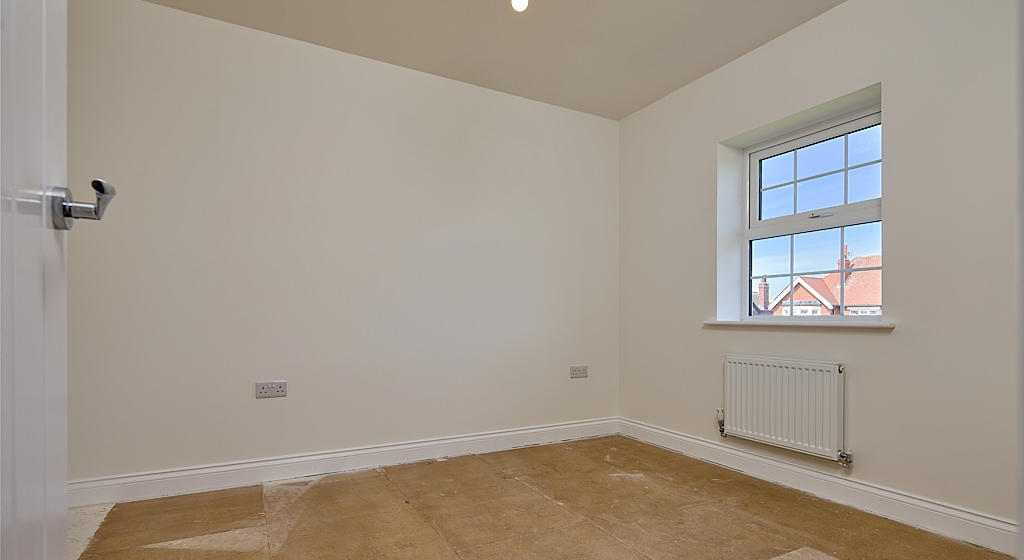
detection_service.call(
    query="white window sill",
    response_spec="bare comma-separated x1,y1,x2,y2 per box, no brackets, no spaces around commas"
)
704,319,895,330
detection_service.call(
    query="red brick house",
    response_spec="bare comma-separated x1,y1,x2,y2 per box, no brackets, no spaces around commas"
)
752,253,881,316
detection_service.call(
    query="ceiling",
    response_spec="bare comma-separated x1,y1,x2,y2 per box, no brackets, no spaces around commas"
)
143,0,844,119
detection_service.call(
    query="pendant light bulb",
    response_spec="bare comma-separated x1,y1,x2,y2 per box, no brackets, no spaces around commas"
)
511,0,528,13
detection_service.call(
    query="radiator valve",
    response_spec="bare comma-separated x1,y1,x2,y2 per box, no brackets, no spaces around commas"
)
838,451,853,468
716,408,726,437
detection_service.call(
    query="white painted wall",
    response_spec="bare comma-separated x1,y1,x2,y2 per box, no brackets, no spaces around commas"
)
620,0,1019,521
1018,1,1024,553
68,0,619,479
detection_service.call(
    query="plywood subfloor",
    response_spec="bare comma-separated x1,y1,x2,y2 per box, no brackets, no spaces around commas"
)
77,436,1007,559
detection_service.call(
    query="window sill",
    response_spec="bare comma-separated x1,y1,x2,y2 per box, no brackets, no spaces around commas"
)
704,319,895,330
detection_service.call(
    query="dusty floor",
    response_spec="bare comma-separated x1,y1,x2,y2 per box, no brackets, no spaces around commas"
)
77,436,1007,559
69,503,115,559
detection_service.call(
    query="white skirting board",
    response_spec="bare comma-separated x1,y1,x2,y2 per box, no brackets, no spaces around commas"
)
619,418,1018,556
67,417,619,508
68,416,1017,555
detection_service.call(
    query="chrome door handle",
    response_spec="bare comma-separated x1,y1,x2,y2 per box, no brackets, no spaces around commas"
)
50,179,117,230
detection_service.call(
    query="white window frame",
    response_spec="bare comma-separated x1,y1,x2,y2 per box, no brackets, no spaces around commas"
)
742,108,882,322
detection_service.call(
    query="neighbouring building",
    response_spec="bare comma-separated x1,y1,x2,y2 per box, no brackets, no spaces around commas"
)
751,252,881,317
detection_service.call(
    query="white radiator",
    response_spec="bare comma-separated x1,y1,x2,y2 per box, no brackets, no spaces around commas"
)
721,354,850,466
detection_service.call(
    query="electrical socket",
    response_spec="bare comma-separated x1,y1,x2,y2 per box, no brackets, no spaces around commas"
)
569,365,588,379
255,381,287,399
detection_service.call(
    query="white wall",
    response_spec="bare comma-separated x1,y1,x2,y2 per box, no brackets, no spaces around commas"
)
620,0,1018,521
68,0,619,479
1018,2,1024,553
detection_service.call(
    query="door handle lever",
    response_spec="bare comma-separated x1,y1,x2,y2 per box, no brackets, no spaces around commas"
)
50,179,117,230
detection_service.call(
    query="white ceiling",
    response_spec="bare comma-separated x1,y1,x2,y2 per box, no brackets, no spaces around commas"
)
144,0,845,119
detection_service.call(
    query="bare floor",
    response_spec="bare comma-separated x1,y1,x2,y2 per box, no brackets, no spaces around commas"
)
77,436,1007,559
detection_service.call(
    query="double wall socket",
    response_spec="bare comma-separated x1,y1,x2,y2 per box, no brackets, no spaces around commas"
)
569,365,589,379
255,381,287,398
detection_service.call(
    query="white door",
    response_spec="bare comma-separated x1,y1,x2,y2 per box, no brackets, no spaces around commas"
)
1,0,69,558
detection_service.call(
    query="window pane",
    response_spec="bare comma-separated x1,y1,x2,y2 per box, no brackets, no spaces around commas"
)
796,136,844,179
761,151,794,188
750,276,789,316
794,227,840,273
750,235,790,277
796,172,844,213
760,184,793,219
848,124,881,166
842,268,882,316
843,222,881,268
848,162,881,203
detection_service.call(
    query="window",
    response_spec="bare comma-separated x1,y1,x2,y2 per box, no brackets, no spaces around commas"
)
745,111,881,319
